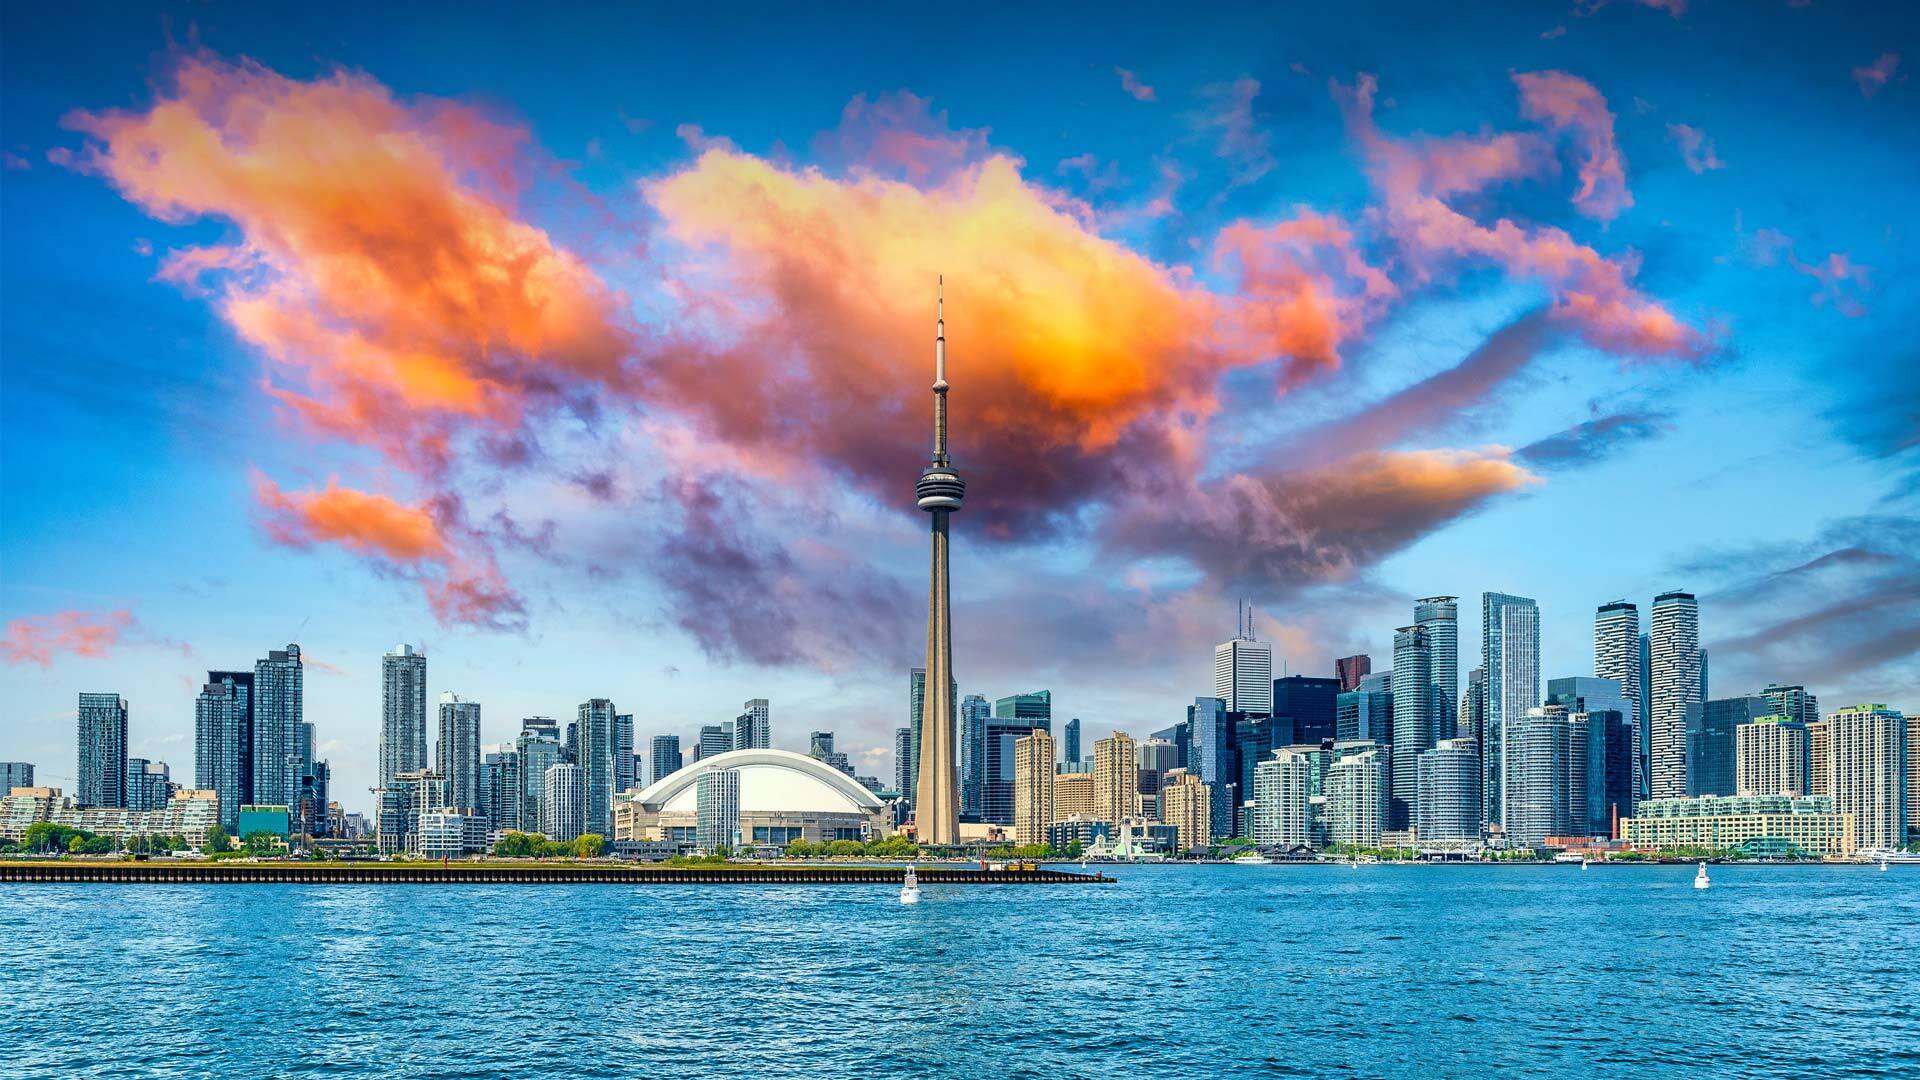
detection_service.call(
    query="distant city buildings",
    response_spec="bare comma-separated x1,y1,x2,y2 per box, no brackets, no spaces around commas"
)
1160,769,1210,854
1686,696,1771,798
650,735,682,785
0,762,33,791
734,699,770,751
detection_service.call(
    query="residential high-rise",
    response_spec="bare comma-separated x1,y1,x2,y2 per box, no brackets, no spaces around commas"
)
0,762,33,790
1062,718,1082,767
76,692,128,809
1415,596,1459,740
251,645,303,811
1547,676,1635,829
1649,591,1701,799
1092,732,1137,824
1214,605,1274,715
613,713,636,792
1273,675,1340,747
1482,592,1540,828
1826,704,1907,851
1335,654,1371,693
1686,696,1770,798
733,699,769,751
1808,719,1832,798
1254,748,1315,849
1160,769,1211,854
1910,715,1920,843
436,692,483,813
516,720,562,836
481,744,518,831
1390,624,1433,831
649,735,683,785
1759,684,1820,727
124,759,171,812
1736,716,1809,797
1594,600,1645,798
695,768,740,851
960,693,989,818
1416,739,1480,842
913,282,966,847
1188,697,1234,840
1506,705,1573,847
194,673,252,830
1326,749,1389,848
576,699,617,837
541,763,583,842
1011,729,1055,847
380,645,428,786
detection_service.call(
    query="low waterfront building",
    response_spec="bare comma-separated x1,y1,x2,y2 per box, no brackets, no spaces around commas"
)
0,787,220,846
1621,794,1855,857
1160,769,1211,854
1047,816,1112,852
236,804,290,846
613,749,885,848
413,811,490,858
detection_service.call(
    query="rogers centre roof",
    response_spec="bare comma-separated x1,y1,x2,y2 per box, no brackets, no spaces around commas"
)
634,748,885,814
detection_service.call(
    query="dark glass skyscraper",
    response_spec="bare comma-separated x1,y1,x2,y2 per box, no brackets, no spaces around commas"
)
1391,624,1434,831
1188,697,1233,840
1062,717,1081,766
75,692,128,809
1415,596,1459,740
959,693,989,818
1273,675,1340,747
650,735,683,785
252,645,302,809
195,672,252,830
576,698,617,837
1686,695,1770,798
380,644,428,786
437,692,483,813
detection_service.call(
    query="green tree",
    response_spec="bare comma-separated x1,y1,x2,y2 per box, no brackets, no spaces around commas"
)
573,834,605,858
241,830,281,856
202,825,232,853
1064,839,1085,858
826,839,865,857
492,831,540,858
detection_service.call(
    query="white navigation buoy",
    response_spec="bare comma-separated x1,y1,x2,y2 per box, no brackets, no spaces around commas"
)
1693,862,1710,890
900,864,922,904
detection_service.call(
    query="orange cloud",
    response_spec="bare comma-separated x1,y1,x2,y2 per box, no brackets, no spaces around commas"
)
1513,70,1631,221
1336,73,1704,358
68,53,633,473
649,149,1292,523
254,475,525,629
1,610,137,666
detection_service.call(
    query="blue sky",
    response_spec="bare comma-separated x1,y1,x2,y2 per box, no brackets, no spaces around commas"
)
2,1,1914,810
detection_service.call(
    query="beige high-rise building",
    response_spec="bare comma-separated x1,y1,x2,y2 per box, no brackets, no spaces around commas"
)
1012,730,1055,847
1736,716,1808,797
1827,704,1908,851
1807,719,1831,798
1053,772,1096,820
1092,731,1138,824
1161,769,1211,854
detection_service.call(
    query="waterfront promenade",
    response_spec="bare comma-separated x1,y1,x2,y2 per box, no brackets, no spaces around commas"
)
0,859,1111,885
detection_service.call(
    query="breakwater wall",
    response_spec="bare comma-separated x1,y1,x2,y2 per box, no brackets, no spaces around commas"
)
0,861,1112,885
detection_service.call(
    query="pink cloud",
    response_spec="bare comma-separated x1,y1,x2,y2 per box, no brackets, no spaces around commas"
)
1513,70,1632,221
1,610,137,666
1115,67,1157,102
1750,228,1871,317
1666,123,1724,173
1853,52,1901,98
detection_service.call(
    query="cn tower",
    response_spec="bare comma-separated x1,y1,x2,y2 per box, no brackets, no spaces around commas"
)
914,277,964,846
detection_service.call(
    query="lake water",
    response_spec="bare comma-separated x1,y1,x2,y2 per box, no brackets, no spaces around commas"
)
2,863,1916,1078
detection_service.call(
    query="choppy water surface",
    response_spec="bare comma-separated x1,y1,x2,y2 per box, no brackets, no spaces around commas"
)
2,863,1917,1078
